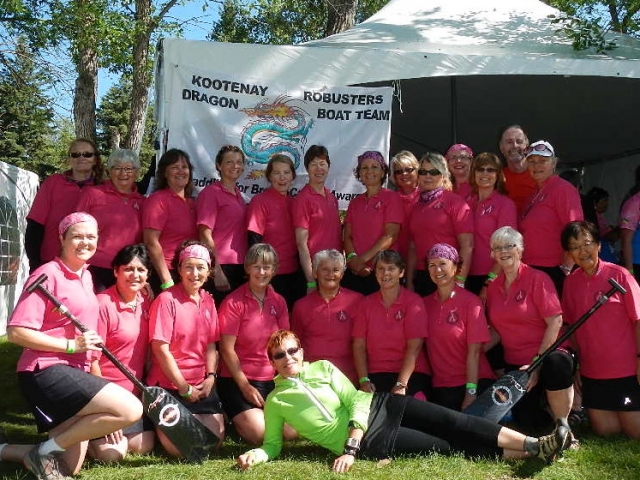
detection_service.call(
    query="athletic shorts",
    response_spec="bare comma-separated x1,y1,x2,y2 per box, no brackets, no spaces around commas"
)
581,375,640,411
164,386,223,415
217,376,274,419
18,364,110,433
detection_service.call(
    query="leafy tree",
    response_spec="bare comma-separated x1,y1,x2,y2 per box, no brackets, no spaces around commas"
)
209,0,389,44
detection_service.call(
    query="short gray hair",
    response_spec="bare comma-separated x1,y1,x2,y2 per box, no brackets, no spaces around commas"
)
106,149,140,170
312,249,346,274
490,226,524,253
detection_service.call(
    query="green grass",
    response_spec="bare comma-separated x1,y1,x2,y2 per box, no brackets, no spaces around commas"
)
1,337,640,479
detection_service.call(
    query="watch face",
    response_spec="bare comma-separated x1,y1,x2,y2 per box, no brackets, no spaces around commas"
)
467,388,477,396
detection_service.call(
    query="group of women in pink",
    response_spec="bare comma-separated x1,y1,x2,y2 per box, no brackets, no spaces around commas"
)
7,134,640,480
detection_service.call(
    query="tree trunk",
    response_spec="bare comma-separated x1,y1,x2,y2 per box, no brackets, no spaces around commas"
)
325,0,358,37
73,44,97,141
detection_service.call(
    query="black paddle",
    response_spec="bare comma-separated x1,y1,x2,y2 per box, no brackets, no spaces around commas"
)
26,273,220,463
463,277,627,422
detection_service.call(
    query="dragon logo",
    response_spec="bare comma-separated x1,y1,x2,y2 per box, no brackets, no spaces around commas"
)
240,95,314,169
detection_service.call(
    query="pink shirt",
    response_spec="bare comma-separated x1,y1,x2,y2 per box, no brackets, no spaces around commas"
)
95,286,150,393
76,181,145,269
147,285,219,389
291,288,364,384
396,187,420,260
142,189,197,270
27,172,97,263
352,288,430,375
467,191,518,275
562,262,640,379
246,188,298,274
620,192,640,232
291,184,342,258
409,190,473,271
218,284,290,380
196,182,248,265
503,167,537,215
9,258,98,372
520,176,583,267
486,263,562,365
454,181,473,202
345,188,404,262
423,287,494,387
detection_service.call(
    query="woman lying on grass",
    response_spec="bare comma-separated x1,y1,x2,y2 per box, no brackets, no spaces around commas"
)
237,330,571,473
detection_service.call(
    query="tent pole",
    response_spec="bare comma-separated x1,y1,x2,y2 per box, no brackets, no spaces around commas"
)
450,76,458,145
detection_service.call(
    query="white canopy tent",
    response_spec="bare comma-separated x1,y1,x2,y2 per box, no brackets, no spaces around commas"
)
156,0,640,215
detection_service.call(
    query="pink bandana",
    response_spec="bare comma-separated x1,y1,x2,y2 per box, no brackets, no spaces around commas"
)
445,144,473,159
427,243,459,264
179,244,211,265
58,212,98,236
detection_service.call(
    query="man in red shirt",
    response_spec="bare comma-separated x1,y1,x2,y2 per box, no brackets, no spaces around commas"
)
499,125,536,215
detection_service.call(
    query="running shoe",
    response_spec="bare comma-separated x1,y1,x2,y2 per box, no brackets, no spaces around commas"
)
536,420,570,464
23,445,72,480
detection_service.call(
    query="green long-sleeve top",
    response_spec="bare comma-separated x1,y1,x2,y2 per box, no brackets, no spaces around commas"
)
248,360,374,464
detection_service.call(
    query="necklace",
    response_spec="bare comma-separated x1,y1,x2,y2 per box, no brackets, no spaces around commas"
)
250,290,265,307
117,289,137,310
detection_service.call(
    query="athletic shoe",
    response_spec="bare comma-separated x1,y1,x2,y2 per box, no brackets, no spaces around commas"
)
556,417,579,451
536,420,570,464
23,445,72,480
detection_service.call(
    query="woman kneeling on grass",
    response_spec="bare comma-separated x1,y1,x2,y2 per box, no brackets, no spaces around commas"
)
237,330,571,473
3,212,142,480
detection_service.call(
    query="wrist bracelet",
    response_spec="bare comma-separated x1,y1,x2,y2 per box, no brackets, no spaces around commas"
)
306,281,317,288
395,380,407,389
346,252,357,262
358,376,370,385
487,272,498,280
343,446,358,457
180,385,193,398
66,339,76,354
160,280,174,290
630,268,635,275
465,382,477,389
455,275,466,283
206,372,217,379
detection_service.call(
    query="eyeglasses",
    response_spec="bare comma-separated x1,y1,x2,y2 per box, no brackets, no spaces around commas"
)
70,152,95,158
112,166,136,174
476,167,498,173
526,157,552,166
525,143,554,157
492,244,517,252
394,167,416,175
418,168,442,176
449,155,471,162
272,346,301,360
567,240,596,252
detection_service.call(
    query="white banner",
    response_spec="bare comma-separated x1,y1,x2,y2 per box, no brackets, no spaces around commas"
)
164,68,392,209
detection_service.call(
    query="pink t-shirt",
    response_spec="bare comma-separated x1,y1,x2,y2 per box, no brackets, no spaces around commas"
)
246,188,298,274
467,191,518,275
291,288,363,384
291,184,342,258
9,258,98,372
218,283,290,380
454,181,473,202
352,288,430,375
409,190,473,271
520,176,583,267
486,263,562,365
76,181,145,269
196,181,248,265
147,285,219,389
423,287,494,387
27,172,97,263
95,286,150,393
345,188,404,262
142,189,198,270
396,187,420,260
562,261,640,379
620,192,640,232
503,167,537,216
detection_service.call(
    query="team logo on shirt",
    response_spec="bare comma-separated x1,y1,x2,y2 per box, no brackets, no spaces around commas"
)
394,310,404,321
515,290,526,303
481,204,494,216
205,309,211,320
132,201,140,210
270,304,278,317
446,311,459,324
594,290,605,303
432,202,444,210
374,201,382,210
336,310,349,322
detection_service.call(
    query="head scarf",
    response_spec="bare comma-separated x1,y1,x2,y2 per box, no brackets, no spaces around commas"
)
427,243,459,264
58,212,98,237
179,244,212,266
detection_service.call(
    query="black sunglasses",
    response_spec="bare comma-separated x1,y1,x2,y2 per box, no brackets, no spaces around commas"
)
476,167,498,173
272,346,301,360
418,168,442,176
394,167,416,175
70,152,95,158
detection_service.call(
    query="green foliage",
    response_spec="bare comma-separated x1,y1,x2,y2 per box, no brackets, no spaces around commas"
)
209,0,389,45
551,14,618,52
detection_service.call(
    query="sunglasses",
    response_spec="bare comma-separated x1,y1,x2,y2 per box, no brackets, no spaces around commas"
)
418,168,442,176
70,152,95,158
272,346,301,360
476,167,498,173
525,143,553,156
394,167,416,176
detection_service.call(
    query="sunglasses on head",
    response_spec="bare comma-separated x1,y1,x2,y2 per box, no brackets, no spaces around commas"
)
272,346,301,360
476,167,498,173
70,152,95,158
525,143,553,156
418,168,442,176
394,167,416,175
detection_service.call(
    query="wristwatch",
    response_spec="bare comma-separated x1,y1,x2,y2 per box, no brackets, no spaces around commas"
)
395,381,407,389
466,387,477,396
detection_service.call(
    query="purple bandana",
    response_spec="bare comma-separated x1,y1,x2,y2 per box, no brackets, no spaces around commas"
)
428,243,459,264
419,187,444,204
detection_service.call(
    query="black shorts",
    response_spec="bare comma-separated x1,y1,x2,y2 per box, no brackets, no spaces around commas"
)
581,375,640,411
164,386,223,415
18,364,110,433
430,378,495,411
217,376,274,419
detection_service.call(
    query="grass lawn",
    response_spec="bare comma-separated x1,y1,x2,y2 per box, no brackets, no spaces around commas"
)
1,337,639,480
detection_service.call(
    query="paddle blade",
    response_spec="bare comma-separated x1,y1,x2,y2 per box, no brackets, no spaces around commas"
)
462,370,529,423
142,386,220,463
